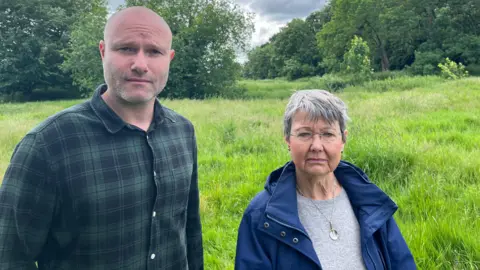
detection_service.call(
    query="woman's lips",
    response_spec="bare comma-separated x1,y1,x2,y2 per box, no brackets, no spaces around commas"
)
306,158,328,163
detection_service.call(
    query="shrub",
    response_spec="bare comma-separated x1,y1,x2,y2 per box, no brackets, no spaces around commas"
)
438,58,469,80
282,59,315,81
316,74,357,92
371,70,408,81
408,50,444,75
465,64,480,76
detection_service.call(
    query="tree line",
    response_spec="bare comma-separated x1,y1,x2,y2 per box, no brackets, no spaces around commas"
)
243,0,480,80
0,0,252,101
1,0,479,101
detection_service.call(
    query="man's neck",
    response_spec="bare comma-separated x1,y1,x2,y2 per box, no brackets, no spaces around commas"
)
101,91,155,132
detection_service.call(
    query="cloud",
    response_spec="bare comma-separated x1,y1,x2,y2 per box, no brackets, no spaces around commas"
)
107,0,124,11
237,0,327,49
242,0,327,23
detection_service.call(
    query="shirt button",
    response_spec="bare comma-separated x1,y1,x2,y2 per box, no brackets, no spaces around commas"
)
152,211,156,217
280,231,286,237
293,238,299,244
153,171,157,177
146,135,149,140
150,253,155,259
264,222,269,228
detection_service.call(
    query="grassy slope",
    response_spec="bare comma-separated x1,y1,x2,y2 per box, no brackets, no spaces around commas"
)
0,77,479,269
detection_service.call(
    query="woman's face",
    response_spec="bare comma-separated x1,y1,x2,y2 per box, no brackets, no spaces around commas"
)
286,111,347,177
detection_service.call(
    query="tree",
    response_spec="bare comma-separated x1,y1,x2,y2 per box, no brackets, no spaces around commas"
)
317,0,480,74
317,0,393,72
306,5,333,33
343,36,373,80
61,0,108,97
243,44,277,79
0,0,93,101
243,15,325,80
403,0,480,74
273,19,320,76
124,0,254,99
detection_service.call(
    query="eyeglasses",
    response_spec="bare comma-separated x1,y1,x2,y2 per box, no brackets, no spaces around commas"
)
290,131,342,143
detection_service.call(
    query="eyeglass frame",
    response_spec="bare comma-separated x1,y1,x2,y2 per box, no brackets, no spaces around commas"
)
288,130,344,143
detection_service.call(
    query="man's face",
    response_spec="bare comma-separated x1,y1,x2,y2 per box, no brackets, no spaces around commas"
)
99,11,175,105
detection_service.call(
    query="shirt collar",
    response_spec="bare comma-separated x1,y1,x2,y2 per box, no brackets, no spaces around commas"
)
89,84,168,134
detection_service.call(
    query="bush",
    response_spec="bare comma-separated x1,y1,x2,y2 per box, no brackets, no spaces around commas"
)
282,59,315,81
466,64,480,76
221,84,248,99
343,76,445,93
438,58,469,80
323,74,351,92
304,74,359,92
408,50,444,75
371,70,408,81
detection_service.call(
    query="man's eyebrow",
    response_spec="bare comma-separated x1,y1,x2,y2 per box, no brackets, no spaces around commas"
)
110,40,136,46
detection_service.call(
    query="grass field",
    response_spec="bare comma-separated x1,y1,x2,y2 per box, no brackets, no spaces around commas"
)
1,76,479,269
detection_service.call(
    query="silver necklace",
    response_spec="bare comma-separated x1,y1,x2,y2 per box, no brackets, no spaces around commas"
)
297,183,339,241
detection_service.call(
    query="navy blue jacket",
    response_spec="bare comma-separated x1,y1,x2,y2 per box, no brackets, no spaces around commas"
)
235,161,416,270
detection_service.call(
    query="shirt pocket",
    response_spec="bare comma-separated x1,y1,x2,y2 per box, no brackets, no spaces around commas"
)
168,156,194,215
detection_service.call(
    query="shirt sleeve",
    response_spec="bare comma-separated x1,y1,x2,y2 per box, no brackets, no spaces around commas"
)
186,131,204,270
0,134,57,269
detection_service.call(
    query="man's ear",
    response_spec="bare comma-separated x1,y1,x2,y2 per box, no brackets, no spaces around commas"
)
99,40,106,60
169,49,175,61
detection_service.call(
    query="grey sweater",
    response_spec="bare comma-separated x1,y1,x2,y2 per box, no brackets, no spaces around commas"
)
297,188,367,269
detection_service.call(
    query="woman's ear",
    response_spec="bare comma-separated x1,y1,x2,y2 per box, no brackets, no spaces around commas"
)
285,136,290,151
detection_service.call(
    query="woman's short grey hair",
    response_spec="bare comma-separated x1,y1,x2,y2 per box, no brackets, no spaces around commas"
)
284,90,350,142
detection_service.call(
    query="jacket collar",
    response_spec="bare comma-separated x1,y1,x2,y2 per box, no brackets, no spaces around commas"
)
264,161,398,239
89,84,169,134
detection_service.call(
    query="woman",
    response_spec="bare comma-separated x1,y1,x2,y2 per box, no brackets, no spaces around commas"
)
235,90,416,270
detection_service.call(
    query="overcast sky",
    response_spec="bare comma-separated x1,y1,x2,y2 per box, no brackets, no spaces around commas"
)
107,0,327,49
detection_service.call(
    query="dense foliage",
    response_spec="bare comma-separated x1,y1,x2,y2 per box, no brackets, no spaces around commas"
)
244,0,480,80
0,0,253,101
1,0,479,101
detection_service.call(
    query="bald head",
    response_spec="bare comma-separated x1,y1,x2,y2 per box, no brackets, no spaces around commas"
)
103,6,172,47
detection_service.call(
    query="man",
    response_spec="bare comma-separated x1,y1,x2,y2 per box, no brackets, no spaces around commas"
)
0,6,203,270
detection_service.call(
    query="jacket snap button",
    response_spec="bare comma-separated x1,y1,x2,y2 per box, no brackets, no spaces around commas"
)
280,231,286,237
264,222,270,228
293,238,299,243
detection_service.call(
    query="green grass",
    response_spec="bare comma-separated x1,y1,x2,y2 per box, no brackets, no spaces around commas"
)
239,74,449,99
1,76,479,269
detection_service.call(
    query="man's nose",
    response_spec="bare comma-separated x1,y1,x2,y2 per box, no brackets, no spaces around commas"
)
131,51,148,74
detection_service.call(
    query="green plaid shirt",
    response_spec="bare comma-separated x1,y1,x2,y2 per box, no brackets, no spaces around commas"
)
0,85,203,270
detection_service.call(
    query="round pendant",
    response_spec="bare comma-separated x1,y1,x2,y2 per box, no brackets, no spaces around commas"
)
329,229,339,241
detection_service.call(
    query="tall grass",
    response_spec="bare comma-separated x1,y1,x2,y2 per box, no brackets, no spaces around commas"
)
239,73,448,99
0,76,479,269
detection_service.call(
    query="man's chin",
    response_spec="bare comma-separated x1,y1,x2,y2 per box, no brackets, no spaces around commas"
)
119,88,158,103
121,94,156,105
